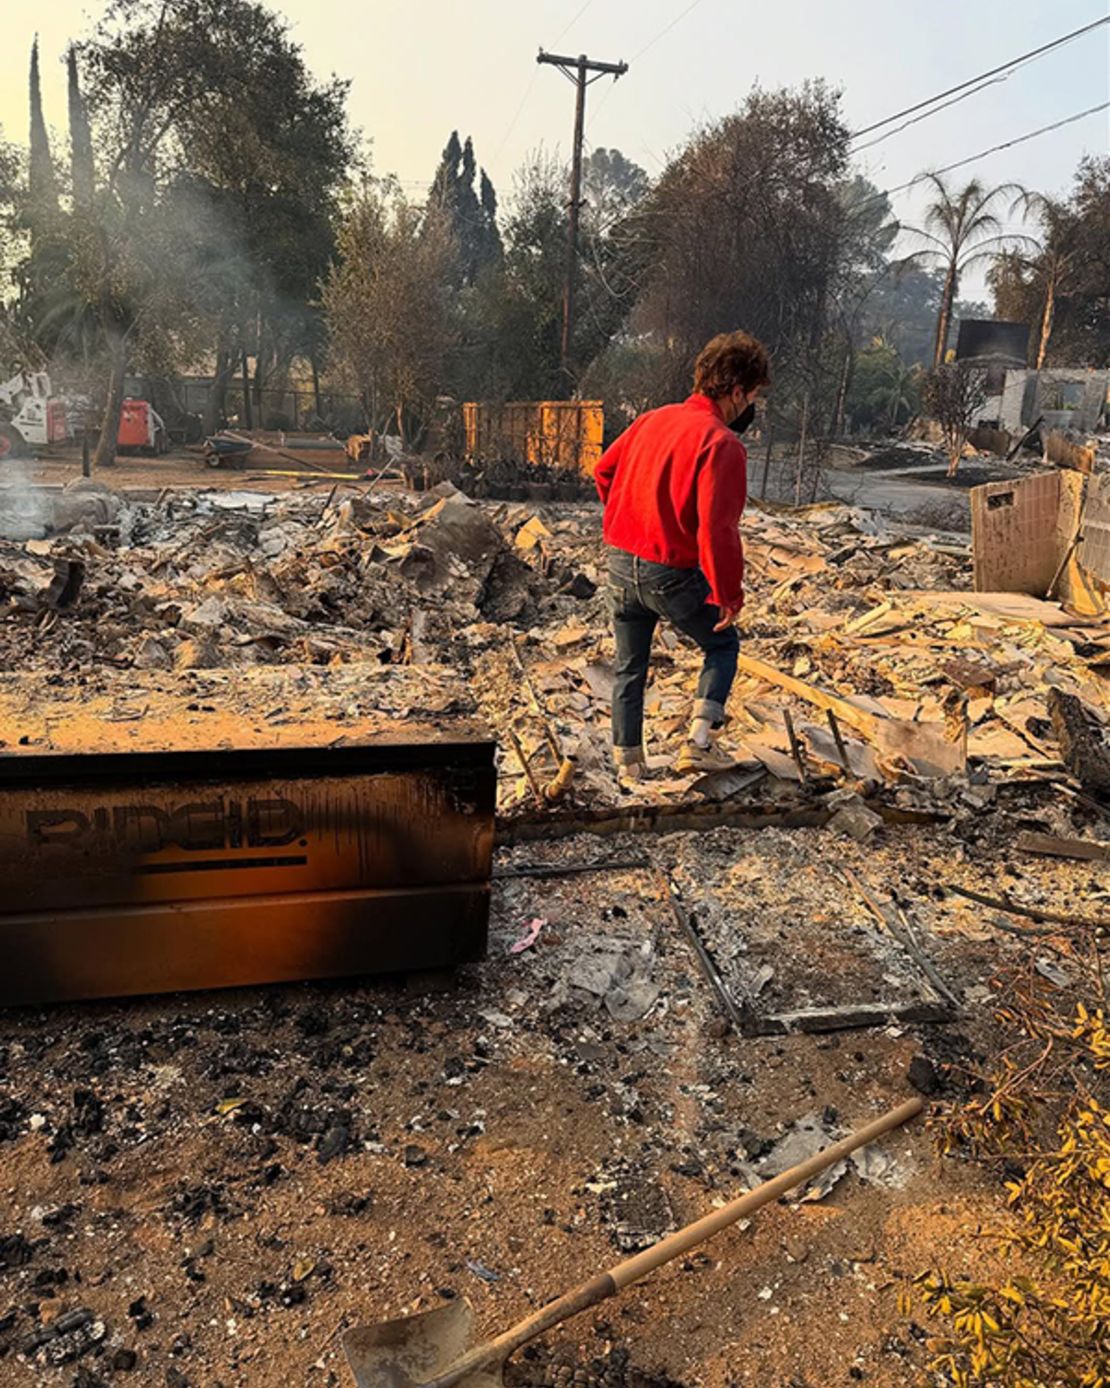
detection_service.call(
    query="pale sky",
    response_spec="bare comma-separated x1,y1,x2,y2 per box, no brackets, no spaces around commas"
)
4,0,1109,298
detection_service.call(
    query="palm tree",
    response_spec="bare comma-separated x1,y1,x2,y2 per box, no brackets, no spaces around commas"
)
1010,191,1080,369
902,174,1028,366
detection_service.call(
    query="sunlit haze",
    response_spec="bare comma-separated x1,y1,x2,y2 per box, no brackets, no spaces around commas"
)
5,0,1108,297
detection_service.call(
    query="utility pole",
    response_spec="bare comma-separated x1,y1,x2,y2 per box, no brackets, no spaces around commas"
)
537,49,627,385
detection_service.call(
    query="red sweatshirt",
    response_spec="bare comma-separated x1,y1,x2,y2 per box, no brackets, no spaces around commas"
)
594,393,747,609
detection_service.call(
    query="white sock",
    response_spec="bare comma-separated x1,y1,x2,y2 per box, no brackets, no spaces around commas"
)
690,717,713,748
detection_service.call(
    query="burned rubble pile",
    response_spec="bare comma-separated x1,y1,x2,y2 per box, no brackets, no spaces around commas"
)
0,808,1101,1387
4,478,1110,834
404,454,598,502
0,481,578,676
3,480,1110,1386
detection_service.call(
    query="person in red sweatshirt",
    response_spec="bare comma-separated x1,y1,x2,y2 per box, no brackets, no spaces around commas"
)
594,330,770,779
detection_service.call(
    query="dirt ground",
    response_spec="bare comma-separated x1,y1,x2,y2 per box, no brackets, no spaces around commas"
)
1,810,1088,1388
8,441,363,494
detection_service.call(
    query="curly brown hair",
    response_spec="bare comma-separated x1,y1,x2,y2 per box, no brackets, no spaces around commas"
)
693,331,771,399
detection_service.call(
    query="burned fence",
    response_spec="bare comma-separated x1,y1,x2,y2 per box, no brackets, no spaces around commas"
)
461,400,604,476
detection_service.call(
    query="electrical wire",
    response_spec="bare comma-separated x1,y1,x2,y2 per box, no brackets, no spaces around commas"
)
553,0,596,44
858,100,1110,212
490,69,542,164
849,14,1109,141
507,10,1108,232
851,75,1016,153
629,0,707,62
487,1,600,170
586,0,707,134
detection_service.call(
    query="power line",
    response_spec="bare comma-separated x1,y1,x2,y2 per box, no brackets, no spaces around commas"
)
553,0,596,44
852,75,1015,152
860,100,1110,212
490,69,542,164
489,2,602,170
849,15,1109,142
587,0,707,134
535,12,1107,235
630,0,707,62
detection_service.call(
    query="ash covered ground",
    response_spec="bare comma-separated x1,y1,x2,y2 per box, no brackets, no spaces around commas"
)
1,474,1109,1386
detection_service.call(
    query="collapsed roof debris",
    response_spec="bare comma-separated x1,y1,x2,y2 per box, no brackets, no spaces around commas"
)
3,478,1107,826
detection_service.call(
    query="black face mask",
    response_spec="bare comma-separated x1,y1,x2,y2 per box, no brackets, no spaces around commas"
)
730,402,756,436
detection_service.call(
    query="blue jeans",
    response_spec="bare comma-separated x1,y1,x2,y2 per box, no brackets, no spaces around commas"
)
607,548,739,754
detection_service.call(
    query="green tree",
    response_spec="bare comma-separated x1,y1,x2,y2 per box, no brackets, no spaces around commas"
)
66,0,353,461
0,137,28,367
844,338,919,433
28,38,57,211
581,147,650,237
323,181,456,445
66,46,95,210
858,265,943,367
156,2,353,428
630,83,851,404
826,177,899,433
577,148,653,381
429,130,502,287
990,158,1110,368
901,173,1027,367
455,150,568,403
15,39,76,362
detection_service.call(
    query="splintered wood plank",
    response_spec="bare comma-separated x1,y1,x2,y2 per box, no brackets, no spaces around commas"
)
1017,832,1110,864
735,654,966,777
735,654,879,738
904,590,1105,628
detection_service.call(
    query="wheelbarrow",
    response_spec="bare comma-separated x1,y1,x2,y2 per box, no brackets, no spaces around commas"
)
202,432,254,468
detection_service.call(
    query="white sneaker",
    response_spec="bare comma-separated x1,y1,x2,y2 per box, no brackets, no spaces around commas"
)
673,740,735,775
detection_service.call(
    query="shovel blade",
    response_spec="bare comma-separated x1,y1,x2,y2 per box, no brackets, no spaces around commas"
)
342,1299,503,1388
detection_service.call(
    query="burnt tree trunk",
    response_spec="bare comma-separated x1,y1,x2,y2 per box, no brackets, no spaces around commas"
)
91,327,128,469
1036,274,1056,371
933,263,957,367
311,356,322,418
832,342,853,436
760,419,775,499
252,315,265,420
241,350,253,431
205,344,234,434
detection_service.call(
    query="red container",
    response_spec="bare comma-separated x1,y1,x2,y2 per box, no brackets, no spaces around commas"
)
118,398,153,450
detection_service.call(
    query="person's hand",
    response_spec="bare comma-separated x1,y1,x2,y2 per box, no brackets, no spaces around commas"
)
713,603,741,632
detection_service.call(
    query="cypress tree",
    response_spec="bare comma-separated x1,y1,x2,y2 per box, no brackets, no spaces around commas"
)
430,130,463,213
67,46,95,209
28,37,58,210
479,169,503,263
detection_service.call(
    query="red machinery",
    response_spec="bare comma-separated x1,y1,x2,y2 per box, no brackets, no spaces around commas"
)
118,397,168,454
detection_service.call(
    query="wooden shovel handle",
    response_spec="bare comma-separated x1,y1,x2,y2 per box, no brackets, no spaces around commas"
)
607,1096,922,1289
424,1097,923,1388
